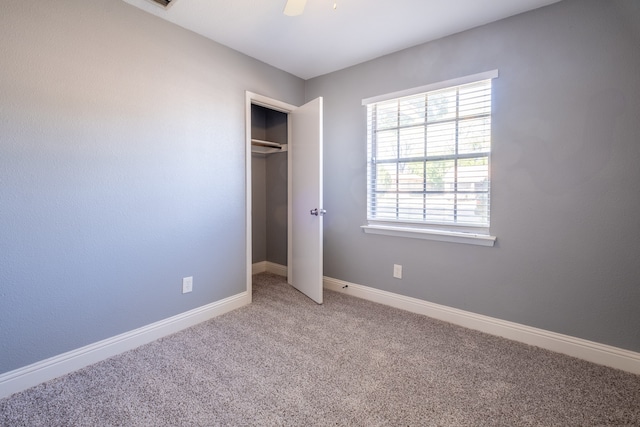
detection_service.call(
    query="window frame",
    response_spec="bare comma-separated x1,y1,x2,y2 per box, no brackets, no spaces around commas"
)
361,70,498,246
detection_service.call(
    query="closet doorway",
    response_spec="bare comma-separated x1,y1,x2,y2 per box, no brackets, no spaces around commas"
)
245,92,324,304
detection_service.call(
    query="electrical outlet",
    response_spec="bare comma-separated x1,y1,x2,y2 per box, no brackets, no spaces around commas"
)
182,276,193,294
393,264,402,279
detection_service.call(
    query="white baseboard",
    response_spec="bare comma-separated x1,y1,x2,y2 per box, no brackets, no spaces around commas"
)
252,261,267,275
4,276,637,400
324,276,640,375
252,261,287,277
0,291,250,399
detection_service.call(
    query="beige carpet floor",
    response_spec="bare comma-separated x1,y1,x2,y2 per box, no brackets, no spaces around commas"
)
1,272,639,426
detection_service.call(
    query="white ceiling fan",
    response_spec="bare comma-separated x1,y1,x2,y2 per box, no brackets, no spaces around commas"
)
284,0,337,16
283,0,307,16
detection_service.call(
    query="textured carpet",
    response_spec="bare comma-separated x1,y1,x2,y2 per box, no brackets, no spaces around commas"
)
1,273,639,426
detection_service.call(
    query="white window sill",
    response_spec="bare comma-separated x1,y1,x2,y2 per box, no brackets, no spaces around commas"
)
361,224,496,247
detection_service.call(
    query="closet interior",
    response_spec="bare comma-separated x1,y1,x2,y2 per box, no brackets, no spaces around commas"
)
251,104,288,270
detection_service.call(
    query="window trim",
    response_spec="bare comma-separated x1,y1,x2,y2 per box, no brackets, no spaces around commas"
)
362,70,498,246
361,224,496,247
362,70,498,106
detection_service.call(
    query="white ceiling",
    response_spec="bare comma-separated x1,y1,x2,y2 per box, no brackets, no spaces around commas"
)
123,0,562,80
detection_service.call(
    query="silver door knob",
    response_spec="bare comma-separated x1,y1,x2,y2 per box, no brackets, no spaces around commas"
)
310,208,327,216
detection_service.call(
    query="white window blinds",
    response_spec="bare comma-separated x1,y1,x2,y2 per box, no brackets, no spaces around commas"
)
365,72,497,231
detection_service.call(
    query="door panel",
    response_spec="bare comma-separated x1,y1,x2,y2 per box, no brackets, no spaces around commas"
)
289,97,323,304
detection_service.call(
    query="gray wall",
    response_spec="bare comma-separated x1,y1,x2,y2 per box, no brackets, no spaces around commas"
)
264,110,288,266
251,106,268,263
0,0,304,374
265,151,288,266
306,0,640,352
252,155,267,263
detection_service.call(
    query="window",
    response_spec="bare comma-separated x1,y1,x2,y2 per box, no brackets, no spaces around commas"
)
362,71,498,246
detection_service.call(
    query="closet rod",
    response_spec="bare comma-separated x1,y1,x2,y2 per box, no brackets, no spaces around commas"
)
251,138,283,149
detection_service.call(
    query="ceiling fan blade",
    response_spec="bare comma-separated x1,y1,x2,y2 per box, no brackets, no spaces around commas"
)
283,0,307,16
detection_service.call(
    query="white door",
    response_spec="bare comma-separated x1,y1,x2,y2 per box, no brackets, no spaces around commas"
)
289,97,324,304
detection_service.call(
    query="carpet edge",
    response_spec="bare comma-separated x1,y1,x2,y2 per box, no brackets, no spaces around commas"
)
323,276,640,375
0,291,250,399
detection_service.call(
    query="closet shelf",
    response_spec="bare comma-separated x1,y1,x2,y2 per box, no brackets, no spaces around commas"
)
251,138,288,154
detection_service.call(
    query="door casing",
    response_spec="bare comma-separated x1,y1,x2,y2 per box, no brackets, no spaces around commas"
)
245,91,324,303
